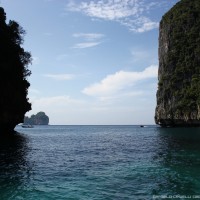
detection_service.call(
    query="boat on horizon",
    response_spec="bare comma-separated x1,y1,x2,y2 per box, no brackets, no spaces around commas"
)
22,124,34,128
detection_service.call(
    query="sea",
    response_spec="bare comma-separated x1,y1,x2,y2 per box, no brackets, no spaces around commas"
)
0,125,200,200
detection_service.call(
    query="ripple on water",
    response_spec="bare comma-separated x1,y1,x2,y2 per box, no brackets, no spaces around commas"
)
0,126,200,199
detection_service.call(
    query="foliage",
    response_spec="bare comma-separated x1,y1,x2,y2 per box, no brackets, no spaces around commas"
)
0,7,31,129
157,0,200,117
24,112,49,125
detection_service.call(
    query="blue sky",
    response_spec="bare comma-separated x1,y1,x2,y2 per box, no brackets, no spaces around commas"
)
1,0,179,125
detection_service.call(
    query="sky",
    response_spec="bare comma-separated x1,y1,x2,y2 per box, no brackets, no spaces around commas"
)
0,0,179,125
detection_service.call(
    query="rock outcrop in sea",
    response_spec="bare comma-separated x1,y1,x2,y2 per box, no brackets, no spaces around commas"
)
24,112,49,125
155,0,200,127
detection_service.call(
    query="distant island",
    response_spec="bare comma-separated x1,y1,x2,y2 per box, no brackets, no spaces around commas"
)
155,0,200,127
24,112,49,125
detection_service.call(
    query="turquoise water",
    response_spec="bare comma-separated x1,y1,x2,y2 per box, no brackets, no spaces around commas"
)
0,125,200,199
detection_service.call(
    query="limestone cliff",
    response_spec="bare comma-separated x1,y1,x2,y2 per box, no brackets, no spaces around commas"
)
24,112,49,125
155,0,200,127
0,8,31,132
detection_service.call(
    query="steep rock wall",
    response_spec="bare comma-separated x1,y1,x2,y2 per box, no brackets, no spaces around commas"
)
155,0,200,127
0,8,31,132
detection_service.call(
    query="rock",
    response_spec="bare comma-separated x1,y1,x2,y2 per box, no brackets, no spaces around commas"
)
24,112,49,125
155,0,200,127
0,7,31,132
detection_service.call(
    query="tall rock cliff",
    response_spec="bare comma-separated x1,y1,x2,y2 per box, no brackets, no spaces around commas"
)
155,0,200,127
0,8,31,132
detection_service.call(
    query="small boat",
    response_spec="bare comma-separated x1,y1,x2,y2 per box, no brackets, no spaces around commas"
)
22,124,34,128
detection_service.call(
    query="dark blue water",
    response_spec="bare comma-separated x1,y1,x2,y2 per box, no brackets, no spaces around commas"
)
0,125,200,199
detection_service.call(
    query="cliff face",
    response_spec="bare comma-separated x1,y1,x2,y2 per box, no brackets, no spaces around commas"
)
24,112,49,125
155,0,200,127
0,8,31,132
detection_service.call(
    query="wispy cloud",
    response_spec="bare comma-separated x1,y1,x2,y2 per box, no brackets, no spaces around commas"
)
28,95,87,124
73,33,105,41
72,42,101,49
119,17,158,33
82,65,158,98
43,74,75,81
66,0,161,33
67,0,140,20
31,95,83,107
28,93,156,124
72,32,104,49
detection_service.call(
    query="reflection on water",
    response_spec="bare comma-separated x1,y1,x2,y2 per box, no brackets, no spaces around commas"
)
0,126,200,199
153,128,200,195
0,132,31,199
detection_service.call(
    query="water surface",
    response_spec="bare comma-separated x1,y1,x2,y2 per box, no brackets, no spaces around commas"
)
0,125,199,199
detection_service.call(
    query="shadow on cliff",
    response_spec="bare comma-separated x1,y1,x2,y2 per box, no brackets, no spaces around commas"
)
0,132,31,198
152,127,200,195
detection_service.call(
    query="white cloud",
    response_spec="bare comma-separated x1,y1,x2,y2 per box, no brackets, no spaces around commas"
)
73,33,105,41
72,32,104,49
136,19,158,33
72,42,101,49
119,17,159,33
30,95,82,107
67,0,141,20
43,74,75,80
82,65,158,97
66,0,160,33
27,93,156,125
98,90,144,101
27,95,88,124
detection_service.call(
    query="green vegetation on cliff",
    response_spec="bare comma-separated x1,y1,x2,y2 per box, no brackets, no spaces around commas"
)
24,112,49,125
0,7,31,131
155,0,200,126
